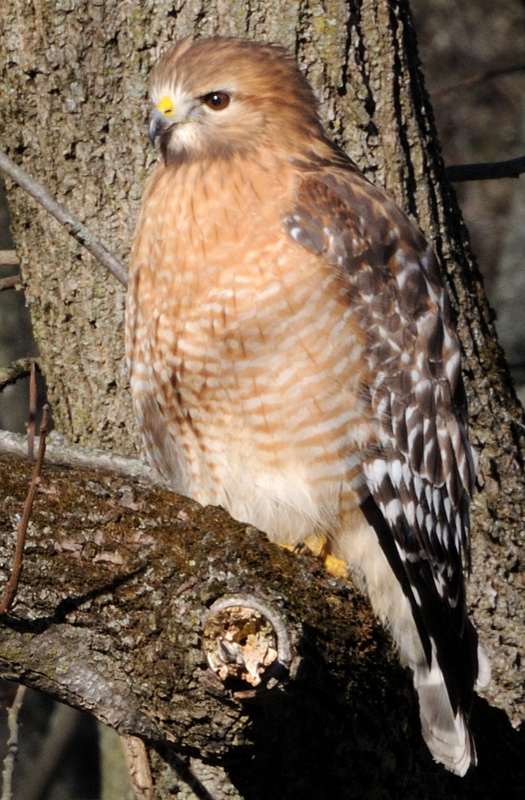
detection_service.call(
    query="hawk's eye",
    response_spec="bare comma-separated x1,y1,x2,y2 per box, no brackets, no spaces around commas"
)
202,91,230,111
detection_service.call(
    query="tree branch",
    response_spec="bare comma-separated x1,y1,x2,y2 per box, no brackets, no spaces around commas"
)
0,359,38,390
0,148,128,287
0,250,19,266
445,156,525,182
0,405,49,615
0,275,21,292
0,452,414,795
0,429,158,484
1,684,26,800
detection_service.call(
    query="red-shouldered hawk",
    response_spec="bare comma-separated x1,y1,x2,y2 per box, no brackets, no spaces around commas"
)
126,37,490,775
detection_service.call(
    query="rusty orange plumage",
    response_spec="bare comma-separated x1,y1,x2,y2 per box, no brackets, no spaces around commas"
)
126,37,489,775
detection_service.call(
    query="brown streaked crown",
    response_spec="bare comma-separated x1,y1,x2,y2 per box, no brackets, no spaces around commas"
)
149,37,328,164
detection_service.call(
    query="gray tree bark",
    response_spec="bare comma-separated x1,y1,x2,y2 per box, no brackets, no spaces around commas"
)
1,1,524,797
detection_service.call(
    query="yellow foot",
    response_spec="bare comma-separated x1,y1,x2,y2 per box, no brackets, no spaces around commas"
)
322,554,349,579
279,534,349,578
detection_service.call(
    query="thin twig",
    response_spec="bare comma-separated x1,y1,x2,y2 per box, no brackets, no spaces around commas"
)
0,275,21,292
27,361,37,462
0,148,128,287
432,64,525,98
446,156,525,183
0,359,39,391
1,684,27,800
0,405,50,616
0,251,19,266
121,735,155,800
1,684,26,800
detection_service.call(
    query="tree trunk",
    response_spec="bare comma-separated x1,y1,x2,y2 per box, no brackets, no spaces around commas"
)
1,0,524,797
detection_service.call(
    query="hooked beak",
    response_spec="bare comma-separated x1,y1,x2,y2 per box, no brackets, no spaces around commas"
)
148,108,175,146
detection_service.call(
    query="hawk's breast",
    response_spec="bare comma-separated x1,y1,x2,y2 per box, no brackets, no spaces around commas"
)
127,158,374,541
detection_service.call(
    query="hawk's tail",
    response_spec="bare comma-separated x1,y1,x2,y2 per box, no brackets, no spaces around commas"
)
334,510,490,776
414,640,490,776
417,674,474,776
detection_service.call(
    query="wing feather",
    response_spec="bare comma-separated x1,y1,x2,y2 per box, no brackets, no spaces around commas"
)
283,165,479,709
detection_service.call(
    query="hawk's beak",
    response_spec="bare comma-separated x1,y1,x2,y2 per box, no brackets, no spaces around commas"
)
148,108,174,147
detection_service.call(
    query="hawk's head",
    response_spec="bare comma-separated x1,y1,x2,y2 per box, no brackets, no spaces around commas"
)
148,37,324,165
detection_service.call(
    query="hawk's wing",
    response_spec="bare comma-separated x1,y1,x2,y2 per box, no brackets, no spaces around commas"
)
283,165,479,710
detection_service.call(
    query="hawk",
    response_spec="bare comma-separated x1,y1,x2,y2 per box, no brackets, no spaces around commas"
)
126,37,489,775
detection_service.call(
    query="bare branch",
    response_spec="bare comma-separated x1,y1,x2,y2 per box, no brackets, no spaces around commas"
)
0,405,50,615
446,156,525,182
0,429,159,485
0,358,38,390
1,684,27,800
0,251,18,266
0,148,128,287
27,360,37,462
0,275,21,292
121,736,155,800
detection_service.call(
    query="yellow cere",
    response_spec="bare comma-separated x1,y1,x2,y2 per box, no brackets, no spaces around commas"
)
157,96,175,116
